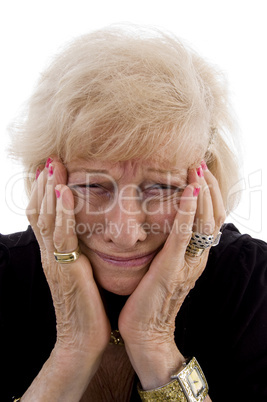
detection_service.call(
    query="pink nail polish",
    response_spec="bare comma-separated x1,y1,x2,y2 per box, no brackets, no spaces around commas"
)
45,157,53,168
201,161,208,171
35,168,40,180
197,166,204,177
55,189,60,198
48,165,53,177
193,187,200,197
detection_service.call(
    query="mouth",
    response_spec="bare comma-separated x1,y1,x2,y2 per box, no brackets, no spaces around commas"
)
92,249,159,268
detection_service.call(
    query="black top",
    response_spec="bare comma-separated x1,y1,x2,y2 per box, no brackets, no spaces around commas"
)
0,224,267,401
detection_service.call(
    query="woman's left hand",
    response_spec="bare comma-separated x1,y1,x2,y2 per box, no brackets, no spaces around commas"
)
118,164,226,390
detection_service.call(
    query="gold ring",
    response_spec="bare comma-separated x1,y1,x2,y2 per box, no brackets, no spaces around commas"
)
54,246,80,264
185,243,205,257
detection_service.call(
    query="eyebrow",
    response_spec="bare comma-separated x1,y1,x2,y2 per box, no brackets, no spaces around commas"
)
147,168,187,181
68,167,185,174
68,168,110,174
68,167,188,183
147,168,184,174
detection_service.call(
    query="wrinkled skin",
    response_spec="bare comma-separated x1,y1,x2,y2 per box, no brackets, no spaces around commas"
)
23,156,224,400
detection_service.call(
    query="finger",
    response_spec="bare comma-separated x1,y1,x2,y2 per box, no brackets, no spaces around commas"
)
36,159,68,251
26,161,50,247
52,184,96,287
163,183,200,259
189,167,215,235
44,184,109,351
143,183,201,301
53,184,79,254
202,164,226,230
27,157,61,227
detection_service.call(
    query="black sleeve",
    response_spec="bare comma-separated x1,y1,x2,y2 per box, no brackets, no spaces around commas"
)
1,225,267,401
175,224,267,402
0,227,56,401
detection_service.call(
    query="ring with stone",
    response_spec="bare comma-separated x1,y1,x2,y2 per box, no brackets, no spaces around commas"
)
186,232,222,257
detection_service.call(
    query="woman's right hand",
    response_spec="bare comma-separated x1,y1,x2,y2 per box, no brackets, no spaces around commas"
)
24,157,110,401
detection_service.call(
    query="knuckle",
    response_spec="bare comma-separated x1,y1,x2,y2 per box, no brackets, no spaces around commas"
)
53,236,66,252
216,211,226,228
203,221,215,235
208,173,219,188
193,218,215,235
26,207,37,224
26,202,38,223
53,221,77,252
53,225,63,250
203,183,211,196
178,229,192,246
37,216,52,237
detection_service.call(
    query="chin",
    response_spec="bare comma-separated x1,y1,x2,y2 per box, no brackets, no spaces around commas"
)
98,276,142,296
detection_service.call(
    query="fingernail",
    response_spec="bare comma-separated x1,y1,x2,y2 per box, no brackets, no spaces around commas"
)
201,160,208,171
197,166,204,177
35,168,40,180
48,165,53,177
55,189,60,198
45,157,53,168
193,186,200,197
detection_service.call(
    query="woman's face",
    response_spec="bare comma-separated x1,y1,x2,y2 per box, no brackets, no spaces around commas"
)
66,157,190,295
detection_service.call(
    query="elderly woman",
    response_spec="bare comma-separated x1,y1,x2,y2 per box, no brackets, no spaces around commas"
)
1,25,266,402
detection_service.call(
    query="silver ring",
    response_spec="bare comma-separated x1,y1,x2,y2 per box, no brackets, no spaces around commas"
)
186,232,222,257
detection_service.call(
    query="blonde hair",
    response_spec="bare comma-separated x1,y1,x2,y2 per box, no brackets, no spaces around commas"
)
9,24,240,213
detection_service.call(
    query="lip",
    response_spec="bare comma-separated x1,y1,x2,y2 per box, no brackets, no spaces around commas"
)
92,249,159,268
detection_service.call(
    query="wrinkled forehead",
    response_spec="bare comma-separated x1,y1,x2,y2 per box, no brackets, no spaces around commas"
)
66,150,199,182
62,116,208,171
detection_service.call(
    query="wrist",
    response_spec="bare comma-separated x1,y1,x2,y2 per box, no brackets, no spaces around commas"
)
21,346,104,401
137,356,209,402
125,341,185,390
52,341,105,375
54,327,110,359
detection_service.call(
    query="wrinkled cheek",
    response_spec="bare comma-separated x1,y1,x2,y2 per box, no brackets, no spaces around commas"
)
144,211,177,237
72,197,178,240
143,200,178,235
142,197,180,217
72,195,108,216
74,204,106,240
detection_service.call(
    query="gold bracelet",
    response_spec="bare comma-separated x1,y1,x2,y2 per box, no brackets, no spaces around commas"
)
137,357,208,402
138,379,187,401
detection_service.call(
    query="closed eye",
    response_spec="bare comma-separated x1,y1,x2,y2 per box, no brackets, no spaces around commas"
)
69,183,115,199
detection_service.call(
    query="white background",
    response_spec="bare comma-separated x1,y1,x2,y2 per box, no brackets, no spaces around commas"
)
0,0,266,240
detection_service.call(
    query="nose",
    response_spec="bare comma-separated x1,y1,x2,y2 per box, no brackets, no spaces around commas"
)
104,185,147,248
